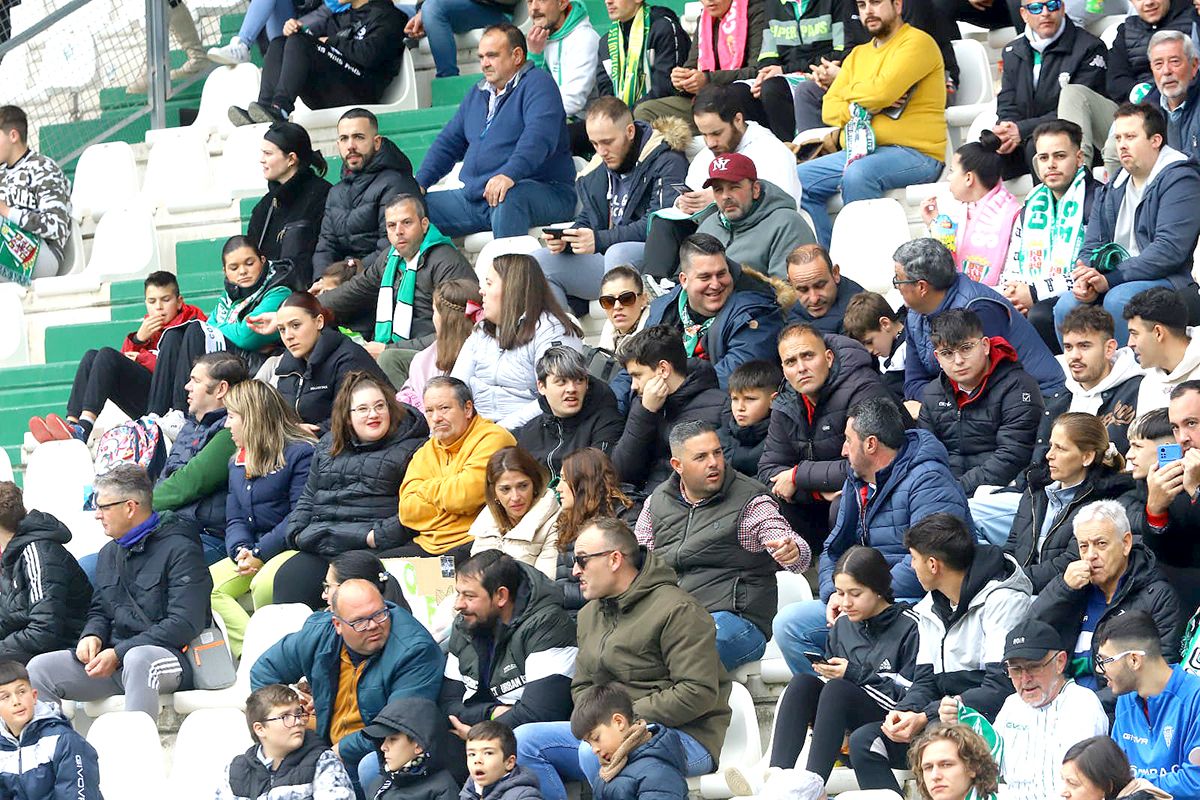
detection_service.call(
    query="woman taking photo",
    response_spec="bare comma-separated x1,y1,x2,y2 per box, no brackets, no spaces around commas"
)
269,371,428,609
1003,411,1134,593
468,446,561,578
452,253,583,430
397,279,480,413
1061,736,1167,800
909,724,1000,800
210,380,316,657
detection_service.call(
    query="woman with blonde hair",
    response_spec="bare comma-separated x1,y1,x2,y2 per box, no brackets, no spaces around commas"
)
210,380,317,656
468,446,561,578
909,724,1000,800
397,278,481,412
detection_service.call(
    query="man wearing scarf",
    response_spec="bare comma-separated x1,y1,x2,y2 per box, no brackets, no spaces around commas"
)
594,0,689,110
527,0,600,119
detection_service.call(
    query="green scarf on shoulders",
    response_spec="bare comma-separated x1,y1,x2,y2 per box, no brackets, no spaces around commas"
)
372,223,454,344
529,1,588,75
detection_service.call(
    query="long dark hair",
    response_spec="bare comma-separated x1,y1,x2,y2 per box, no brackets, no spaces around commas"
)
1062,736,1134,800
833,546,895,603
486,254,581,350
956,130,1004,191
484,446,548,532
556,448,632,551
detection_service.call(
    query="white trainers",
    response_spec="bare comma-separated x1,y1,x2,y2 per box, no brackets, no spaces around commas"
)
207,36,250,65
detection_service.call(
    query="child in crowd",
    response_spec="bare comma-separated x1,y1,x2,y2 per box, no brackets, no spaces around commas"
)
570,683,687,800
0,660,102,799
218,683,354,800
364,697,458,800
311,258,361,295
843,292,907,404
719,360,782,478
461,720,542,800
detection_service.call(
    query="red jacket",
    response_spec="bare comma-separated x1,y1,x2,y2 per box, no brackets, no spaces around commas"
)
120,303,207,372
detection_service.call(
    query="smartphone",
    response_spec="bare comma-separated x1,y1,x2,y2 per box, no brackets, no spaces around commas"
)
1159,443,1184,469
804,651,829,665
541,227,564,238
669,183,691,195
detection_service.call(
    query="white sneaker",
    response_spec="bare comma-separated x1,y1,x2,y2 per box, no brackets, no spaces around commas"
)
207,37,249,65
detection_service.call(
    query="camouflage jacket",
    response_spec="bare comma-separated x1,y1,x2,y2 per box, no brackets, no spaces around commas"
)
0,148,72,257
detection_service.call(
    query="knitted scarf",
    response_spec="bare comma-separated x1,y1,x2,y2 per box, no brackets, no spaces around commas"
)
1017,167,1088,284
373,223,453,343
678,290,714,358
955,181,1022,286
608,5,651,107
698,0,748,71
844,103,876,165
598,720,653,782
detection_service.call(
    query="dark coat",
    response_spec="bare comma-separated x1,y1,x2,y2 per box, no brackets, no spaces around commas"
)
372,698,459,800
593,725,688,800
682,0,766,83
717,411,770,478
826,601,921,710
785,275,866,334
513,377,626,482
554,498,642,611
274,326,391,432
0,511,92,664
308,0,408,98
1032,366,1141,465
459,765,544,800
594,7,690,104
156,408,232,534
758,0,856,74
224,440,316,563
0,702,101,800
226,730,346,800
1148,76,1200,159
246,167,331,286
1106,0,1194,103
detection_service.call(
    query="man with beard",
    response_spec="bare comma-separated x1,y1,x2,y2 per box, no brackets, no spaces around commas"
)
785,244,866,334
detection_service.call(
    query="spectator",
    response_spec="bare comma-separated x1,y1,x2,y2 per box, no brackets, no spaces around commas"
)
272,371,429,610
453,254,584,430
365,697,459,800
514,347,625,483
27,465,212,719
28,271,206,444
533,96,688,307
1002,120,1099,352
992,4,1107,178
796,0,947,247
245,122,331,286
784,244,866,334
311,111,422,276
847,513,1031,795
320,551,412,613
1100,610,1200,798
397,279,482,413
209,381,317,658
718,359,781,478
843,292,907,402
1143,384,1200,606
0,106,71,283
128,0,207,90
1128,287,1200,414
637,420,810,670
1032,500,1182,691
610,326,728,493
468,448,562,577
772,397,970,675
1146,30,1200,161
515,518,731,799
0,660,102,799
939,619,1108,800
405,0,516,78
596,265,651,353
526,0,600,121
920,133,1022,286
442,551,577,778
908,725,1001,800
218,683,355,800
1006,412,1135,593
593,0,688,111
0,483,91,665
205,0,320,66
917,309,1044,501
1055,103,1200,347
416,24,577,239
310,258,360,295
553,448,637,613
251,578,445,793
1122,408,1173,546
895,238,1065,406
758,324,891,550
400,377,519,560
1060,736,1158,800
228,0,408,125
465,721,543,800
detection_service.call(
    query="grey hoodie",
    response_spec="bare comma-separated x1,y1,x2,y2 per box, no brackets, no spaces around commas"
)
697,179,816,281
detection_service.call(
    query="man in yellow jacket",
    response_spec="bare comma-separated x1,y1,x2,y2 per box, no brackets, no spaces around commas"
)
796,0,948,246
399,376,517,560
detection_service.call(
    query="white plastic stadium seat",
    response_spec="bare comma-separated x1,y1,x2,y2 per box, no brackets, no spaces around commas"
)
946,40,996,147
22,439,94,520
0,285,29,368
688,682,763,799
0,447,13,483
71,142,139,222
87,711,167,796
829,198,911,295
34,200,160,296
57,511,108,561
147,63,264,144
169,708,254,799
56,225,87,277
473,235,542,281
215,123,270,199
292,47,419,127
142,133,232,213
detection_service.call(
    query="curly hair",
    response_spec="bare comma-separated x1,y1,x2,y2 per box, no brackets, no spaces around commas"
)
909,724,999,800
556,448,632,551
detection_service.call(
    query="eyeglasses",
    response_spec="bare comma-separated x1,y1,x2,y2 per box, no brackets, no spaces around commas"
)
335,608,390,632
263,711,310,728
1094,649,1145,675
95,499,137,511
573,549,615,569
891,276,921,288
934,340,982,362
1022,0,1062,13
1003,653,1057,678
351,401,388,417
598,291,640,310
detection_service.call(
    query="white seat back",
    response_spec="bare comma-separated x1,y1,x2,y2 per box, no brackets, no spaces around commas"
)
206,63,264,138
216,123,269,198
87,711,167,796
71,142,139,222
83,200,160,281
0,286,29,367
169,708,253,798
236,603,314,695
777,570,813,610
0,447,13,483
142,133,218,210
950,39,994,107
23,440,94,519
829,198,911,295
58,511,109,561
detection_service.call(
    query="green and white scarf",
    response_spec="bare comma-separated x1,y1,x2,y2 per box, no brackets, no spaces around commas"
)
958,702,1003,793
678,290,714,358
529,1,588,86
372,223,453,343
1018,167,1088,282
608,5,651,108
844,103,876,165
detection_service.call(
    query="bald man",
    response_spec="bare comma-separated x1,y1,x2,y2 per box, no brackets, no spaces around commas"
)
785,244,866,334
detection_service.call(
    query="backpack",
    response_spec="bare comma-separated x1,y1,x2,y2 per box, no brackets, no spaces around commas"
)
93,417,166,480
583,345,622,385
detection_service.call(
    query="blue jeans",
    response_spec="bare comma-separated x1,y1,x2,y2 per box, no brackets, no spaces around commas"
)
425,181,578,239
713,611,767,671
533,241,646,308
358,751,382,800
772,600,829,676
1052,277,1175,346
797,146,945,246
237,0,292,44
516,721,714,800
422,0,511,76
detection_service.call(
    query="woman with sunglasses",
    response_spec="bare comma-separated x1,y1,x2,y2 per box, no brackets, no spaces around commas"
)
596,265,650,354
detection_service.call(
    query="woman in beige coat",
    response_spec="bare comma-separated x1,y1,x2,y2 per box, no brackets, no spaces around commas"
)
467,446,561,578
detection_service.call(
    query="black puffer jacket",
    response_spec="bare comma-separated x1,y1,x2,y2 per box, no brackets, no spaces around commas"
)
226,729,350,800
718,411,770,478
310,0,408,97
246,167,332,286
554,497,642,612
0,511,92,664
274,326,391,432
287,408,429,555
1106,0,1194,103
917,338,1044,496
313,137,420,272
82,512,211,690
514,378,626,482
1003,463,1137,593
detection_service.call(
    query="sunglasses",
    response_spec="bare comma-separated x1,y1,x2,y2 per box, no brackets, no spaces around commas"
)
1022,0,1062,13
598,291,640,310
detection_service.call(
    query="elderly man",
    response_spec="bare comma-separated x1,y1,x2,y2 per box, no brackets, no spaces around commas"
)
252,578,444,793
515,517,731,800
1147,30,1200,160
416,24,577,239
27,465,211,719
399,377,517,560
784,244,865,334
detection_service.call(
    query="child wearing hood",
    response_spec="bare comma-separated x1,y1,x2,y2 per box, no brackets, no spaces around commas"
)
365,697,459,800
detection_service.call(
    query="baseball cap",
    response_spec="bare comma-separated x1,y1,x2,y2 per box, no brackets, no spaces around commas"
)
1003,619,1063,662
703,152,757,188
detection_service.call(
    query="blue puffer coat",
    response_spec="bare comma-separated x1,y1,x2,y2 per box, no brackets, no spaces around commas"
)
223,439,315,562
594,724,688,800
0,701,101,799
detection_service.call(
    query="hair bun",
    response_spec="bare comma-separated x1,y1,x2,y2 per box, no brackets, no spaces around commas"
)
977,129,1003,154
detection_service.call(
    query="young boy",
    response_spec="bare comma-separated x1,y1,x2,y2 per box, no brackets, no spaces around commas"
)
218,684,355,800
462,720,542,800
29,270,207,443
569,683,687,800
719,359,782,477
843,292,907,404
362,696,457,800
0,660,102,799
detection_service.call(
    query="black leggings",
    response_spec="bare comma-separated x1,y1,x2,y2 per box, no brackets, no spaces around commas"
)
848,717,913,793
67,347,152,420
147,322,210,416
769,674,887,779
259,33,380,114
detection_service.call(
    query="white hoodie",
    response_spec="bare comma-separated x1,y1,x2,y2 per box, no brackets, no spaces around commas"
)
1058,346,1144,416
684,121,804,209
1136,326,1200,415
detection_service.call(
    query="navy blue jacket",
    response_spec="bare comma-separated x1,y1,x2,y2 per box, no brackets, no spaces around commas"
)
0,701,102,800
785,275,866,334
819,428,971,601
594,725,688,800
155,407,231,535
223,440,315,562
1152,77,1200,159
416,62,575,199
904,273,1064,400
